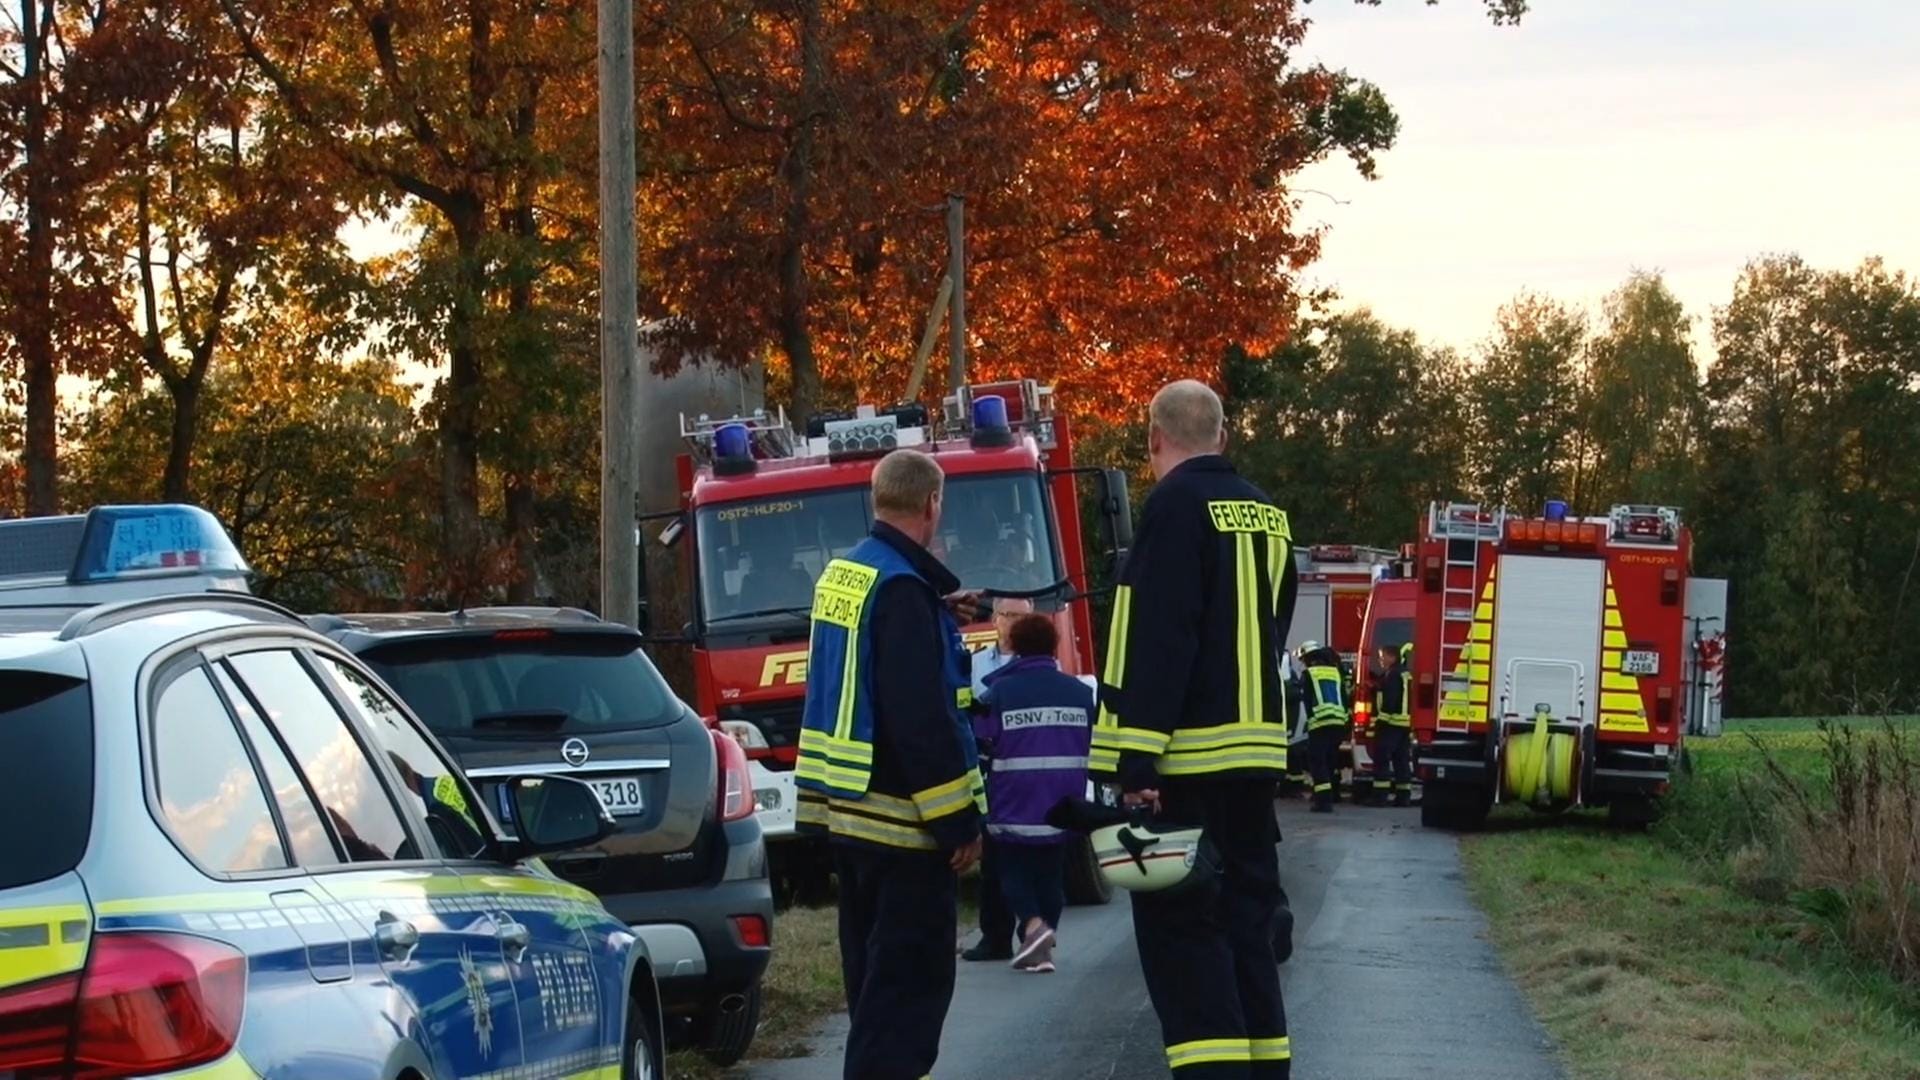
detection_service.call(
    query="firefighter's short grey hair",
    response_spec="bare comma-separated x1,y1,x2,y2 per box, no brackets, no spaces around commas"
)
871,449,945,516
1150,379,1225,452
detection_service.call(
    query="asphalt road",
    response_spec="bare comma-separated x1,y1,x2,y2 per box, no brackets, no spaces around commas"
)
748,800,1563,1080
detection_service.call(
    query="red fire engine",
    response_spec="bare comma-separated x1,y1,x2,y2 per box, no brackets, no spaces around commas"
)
1350,561,1418,782
657,379,1129,902
1410,501,1728,828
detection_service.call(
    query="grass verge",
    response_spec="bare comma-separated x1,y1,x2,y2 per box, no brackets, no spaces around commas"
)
1459,716,1920,1080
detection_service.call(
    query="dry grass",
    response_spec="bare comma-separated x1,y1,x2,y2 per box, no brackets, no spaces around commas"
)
1461,716,1920,1080
667,901,844,1080
1463,819,1920,1080
1747,718,1920,981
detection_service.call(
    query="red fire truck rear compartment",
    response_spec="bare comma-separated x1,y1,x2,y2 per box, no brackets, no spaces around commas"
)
1410,502,1725,829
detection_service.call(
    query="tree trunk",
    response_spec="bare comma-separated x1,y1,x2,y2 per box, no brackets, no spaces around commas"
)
441,204,488,603
21,0,58,515
776,0,825,427
503,472,538,603
162,378,200,503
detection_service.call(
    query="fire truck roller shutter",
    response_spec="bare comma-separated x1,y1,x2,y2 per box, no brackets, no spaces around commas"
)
1491,555,1606,725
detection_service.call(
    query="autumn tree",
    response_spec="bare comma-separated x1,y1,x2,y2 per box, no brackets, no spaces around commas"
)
67,295,421,611
633,1,1413,425
217,0,594,597
1,1,165,514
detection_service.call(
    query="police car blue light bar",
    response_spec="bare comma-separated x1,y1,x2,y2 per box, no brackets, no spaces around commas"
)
0,505,252,618
69,505,250,583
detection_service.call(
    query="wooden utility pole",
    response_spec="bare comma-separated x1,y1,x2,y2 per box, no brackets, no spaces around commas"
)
946,194,967,392
598,0,640,627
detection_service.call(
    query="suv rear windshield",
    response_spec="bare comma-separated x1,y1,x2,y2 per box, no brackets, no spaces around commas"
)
0,671,93,889
360,634,685,736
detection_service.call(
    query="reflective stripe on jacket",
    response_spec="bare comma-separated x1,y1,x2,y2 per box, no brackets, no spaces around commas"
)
1091,456,1297,784
974,655,1093,844
1305,663,1349,730
795,525,984,852
1374,660,1411,727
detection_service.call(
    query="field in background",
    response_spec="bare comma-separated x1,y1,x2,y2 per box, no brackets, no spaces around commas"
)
1462,716,1920,1080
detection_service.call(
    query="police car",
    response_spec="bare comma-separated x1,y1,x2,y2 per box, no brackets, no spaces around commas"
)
0,506,664,1079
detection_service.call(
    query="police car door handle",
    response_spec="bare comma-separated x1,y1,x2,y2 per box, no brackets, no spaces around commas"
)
374,916,419,960
497,919,532,959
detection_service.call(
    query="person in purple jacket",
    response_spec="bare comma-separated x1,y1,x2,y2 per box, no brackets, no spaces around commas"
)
974,612,1095,973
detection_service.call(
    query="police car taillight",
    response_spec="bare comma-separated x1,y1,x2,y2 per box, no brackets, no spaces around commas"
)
69,505,249,584
0,967,80,1073
71,932,246,1077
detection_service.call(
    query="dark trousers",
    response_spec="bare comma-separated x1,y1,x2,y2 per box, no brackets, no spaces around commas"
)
978,836,1016,954
1307,725,1345,806
1371,723,1413,797
996,839,1067,931
1131,778,1289,1079
834,843,959,1080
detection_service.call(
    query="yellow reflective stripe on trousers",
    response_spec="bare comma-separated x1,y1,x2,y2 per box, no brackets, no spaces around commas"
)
1250,1036,1291,1061
1167,1037,1253,1069
911,774,976,820
0,904,90,990
1235,533,1262,730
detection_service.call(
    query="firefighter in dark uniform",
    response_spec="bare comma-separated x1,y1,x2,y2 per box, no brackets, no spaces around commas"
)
1299,643,1349,812
795,449,985,1080
1092,379,1295,1079
1369,642,1415,806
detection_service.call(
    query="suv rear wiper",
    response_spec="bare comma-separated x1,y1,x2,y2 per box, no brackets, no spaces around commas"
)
704,605,812,625
473,708,571,730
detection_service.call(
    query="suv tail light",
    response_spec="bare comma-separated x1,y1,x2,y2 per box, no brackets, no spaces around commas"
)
9,932,249,1078
713,727,755,822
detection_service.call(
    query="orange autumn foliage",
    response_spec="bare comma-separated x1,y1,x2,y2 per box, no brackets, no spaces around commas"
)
632,1,1345,421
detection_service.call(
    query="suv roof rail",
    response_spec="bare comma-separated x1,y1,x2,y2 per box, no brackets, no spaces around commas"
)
449,606,603,624
59,591,305,641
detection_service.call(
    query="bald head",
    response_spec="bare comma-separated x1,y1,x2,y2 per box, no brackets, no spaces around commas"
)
1148,379,1225,478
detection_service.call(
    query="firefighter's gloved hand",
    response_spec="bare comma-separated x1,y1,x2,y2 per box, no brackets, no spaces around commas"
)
1118,753,1162,809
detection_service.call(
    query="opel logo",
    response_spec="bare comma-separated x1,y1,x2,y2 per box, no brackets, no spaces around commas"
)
560,738,591,768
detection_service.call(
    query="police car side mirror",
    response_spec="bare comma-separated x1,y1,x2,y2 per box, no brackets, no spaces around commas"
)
503,776,616,859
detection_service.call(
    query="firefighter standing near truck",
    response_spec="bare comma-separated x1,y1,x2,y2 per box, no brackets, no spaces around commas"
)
1092,379,1295,1079
1368,642,1415,807
795,449,985,1080
1299,642,1350,813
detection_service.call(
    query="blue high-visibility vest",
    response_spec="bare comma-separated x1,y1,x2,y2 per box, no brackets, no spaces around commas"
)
1306,664,1349,730
796,535,982,806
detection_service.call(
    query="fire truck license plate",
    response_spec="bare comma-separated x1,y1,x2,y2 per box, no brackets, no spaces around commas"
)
589,776,646,816
1621,650,1660,676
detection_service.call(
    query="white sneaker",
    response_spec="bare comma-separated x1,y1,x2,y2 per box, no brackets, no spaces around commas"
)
1011,924,1055,970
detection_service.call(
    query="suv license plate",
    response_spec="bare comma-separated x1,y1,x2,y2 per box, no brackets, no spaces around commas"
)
1621,650,1660,676
588,776,646,816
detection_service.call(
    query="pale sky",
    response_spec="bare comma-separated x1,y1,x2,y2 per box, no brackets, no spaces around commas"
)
1290,0,1920,355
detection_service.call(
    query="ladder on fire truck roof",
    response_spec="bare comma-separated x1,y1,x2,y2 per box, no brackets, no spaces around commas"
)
1430,502,1507,734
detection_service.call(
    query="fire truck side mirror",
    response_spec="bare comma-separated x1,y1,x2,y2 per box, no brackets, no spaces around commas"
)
1099,468,1134,557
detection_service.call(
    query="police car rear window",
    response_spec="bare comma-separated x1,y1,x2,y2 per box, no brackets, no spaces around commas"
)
0,672,93,890
361,635,684,736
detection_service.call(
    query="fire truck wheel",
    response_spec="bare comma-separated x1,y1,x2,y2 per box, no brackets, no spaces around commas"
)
1607,796,1660,830
1064,834,1114,906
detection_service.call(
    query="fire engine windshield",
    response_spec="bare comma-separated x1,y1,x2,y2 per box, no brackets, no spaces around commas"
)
696,472,1059,627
